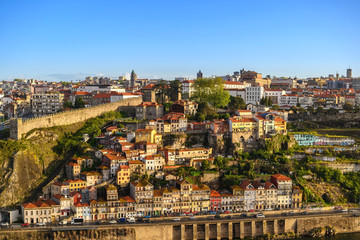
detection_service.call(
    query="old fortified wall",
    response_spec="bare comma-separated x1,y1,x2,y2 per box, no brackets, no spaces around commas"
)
0,213,359,240
9,96,142,140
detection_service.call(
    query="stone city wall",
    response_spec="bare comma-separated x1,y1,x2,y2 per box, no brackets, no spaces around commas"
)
1,213,358,240
10,96,142,140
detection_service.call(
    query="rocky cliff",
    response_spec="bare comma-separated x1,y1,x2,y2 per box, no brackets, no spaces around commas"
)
0,149,43,207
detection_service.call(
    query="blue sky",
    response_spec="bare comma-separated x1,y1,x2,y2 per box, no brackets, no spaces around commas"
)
0,0,359,81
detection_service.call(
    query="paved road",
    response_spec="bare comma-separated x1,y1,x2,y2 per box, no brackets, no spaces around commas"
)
1,209,357,231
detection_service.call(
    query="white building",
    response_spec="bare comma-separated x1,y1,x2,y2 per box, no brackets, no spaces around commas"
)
181,80,195,98
264,89,285,104
245,87,265,105
279,94,298,106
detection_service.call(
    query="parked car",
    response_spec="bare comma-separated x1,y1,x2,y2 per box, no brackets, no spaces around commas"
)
118,218,126,223
59,220,68,225
0,222,9,228
36,222,46,226
224,210,231,214
341,209,348,212
208,211,216,215
207,216,215,220
214,214,221,219
144,218,150,223
240,214,248,218
136,218,144,222
225,215,232,219
173,218,181,221
189,216,196,220
281,212,289,216
248,209,255,212
180,213,186,217
127,218,136,223
301,211,308,215
256,213,265,218
109,220,117,224
289,211,295,215
21,223,29,227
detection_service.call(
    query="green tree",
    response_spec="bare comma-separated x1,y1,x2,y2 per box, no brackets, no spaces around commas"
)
343,102,353,112
316,106,324,114
168,80,182,101
191,77,230,109
154,80,169,104
290,106,298,113
260,97,266,105
307,106,315,114
327,107,339,115
74,97,85,108
272,105,280,110
63,100,73,108
201,160,211,171
195,113,205,122
228,96,246,111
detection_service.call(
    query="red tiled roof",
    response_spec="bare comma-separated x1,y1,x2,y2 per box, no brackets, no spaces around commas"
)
271,174,291,181
73,91,91,96
122,196,135,203
210,190,221,197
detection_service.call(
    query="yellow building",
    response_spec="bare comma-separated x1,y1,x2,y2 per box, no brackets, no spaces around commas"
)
292,186,303,208
191,184,210,213
135,129,162,144
176,179,192,213
169,187,181,213
153,189,163,215
228,117,257,133
116,165,131,187
65,179,86,192
275,116,287,134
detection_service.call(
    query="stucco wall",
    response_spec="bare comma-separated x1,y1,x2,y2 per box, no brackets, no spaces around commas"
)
10,96,142,140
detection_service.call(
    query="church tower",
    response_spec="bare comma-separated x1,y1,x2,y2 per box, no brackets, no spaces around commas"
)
197,70,203,79
130,70,137,87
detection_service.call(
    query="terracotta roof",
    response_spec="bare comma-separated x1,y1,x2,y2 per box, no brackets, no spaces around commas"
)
223,81,244,85
135,129,154,132
141,84,155,90
153,189,162,197
271,174,292,181
182,80,195,83
210,190,221,197
121,196,135,203
137,102,162,107
67,162,80,167
73,91,91,96
128,160,145,165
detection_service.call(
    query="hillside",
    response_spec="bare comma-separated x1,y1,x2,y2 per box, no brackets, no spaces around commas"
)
0,111,124,207
0,123,84,207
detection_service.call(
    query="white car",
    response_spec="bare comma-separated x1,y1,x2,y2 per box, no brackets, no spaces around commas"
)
256,213,265,218
0,222,9,227
173,218,181,221
127,218,136,223
109,220,117,224
189,216,196,220
36,222,46,226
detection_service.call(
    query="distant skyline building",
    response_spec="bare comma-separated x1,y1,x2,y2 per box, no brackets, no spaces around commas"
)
347,68,352,78
130,70,137,87
197,70,203,79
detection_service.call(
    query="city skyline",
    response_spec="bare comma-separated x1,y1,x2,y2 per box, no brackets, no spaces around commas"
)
1,0,359,81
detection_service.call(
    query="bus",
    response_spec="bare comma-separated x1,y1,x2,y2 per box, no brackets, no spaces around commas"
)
71,218,84,225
